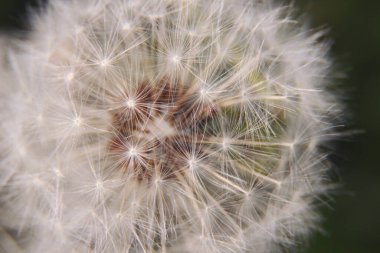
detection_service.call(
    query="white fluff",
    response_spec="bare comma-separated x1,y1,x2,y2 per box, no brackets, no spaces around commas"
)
0,0,339,252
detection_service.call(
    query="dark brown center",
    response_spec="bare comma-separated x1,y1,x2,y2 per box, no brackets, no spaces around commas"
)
108,78,215,181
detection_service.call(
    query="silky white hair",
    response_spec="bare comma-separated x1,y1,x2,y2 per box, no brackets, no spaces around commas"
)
0,0,339,252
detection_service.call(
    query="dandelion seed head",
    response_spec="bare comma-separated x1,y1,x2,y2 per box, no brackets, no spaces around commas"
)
0,0,340,252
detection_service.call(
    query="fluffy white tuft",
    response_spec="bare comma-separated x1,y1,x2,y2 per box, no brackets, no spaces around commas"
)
0,0,339,252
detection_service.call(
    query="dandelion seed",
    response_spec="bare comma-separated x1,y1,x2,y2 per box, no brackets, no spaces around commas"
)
122,22,132,31
221,137,230,151
188,157,198,171
128,147,137,157
99,59,110,68
64,72,75,83
170,54,181,64
125,98,136,109
73,116,82,127
53,167,64,178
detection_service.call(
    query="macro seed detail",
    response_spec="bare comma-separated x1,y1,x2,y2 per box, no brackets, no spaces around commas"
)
108,78,216,181
0,0,338,252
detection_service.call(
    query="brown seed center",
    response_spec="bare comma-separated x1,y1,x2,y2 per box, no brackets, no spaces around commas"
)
109,78,215,181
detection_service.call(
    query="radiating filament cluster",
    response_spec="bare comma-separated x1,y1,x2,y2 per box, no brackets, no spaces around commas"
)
0,0,337,252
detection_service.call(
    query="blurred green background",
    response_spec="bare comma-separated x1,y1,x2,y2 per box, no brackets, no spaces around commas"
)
294,1,380,253
0,0,379,252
